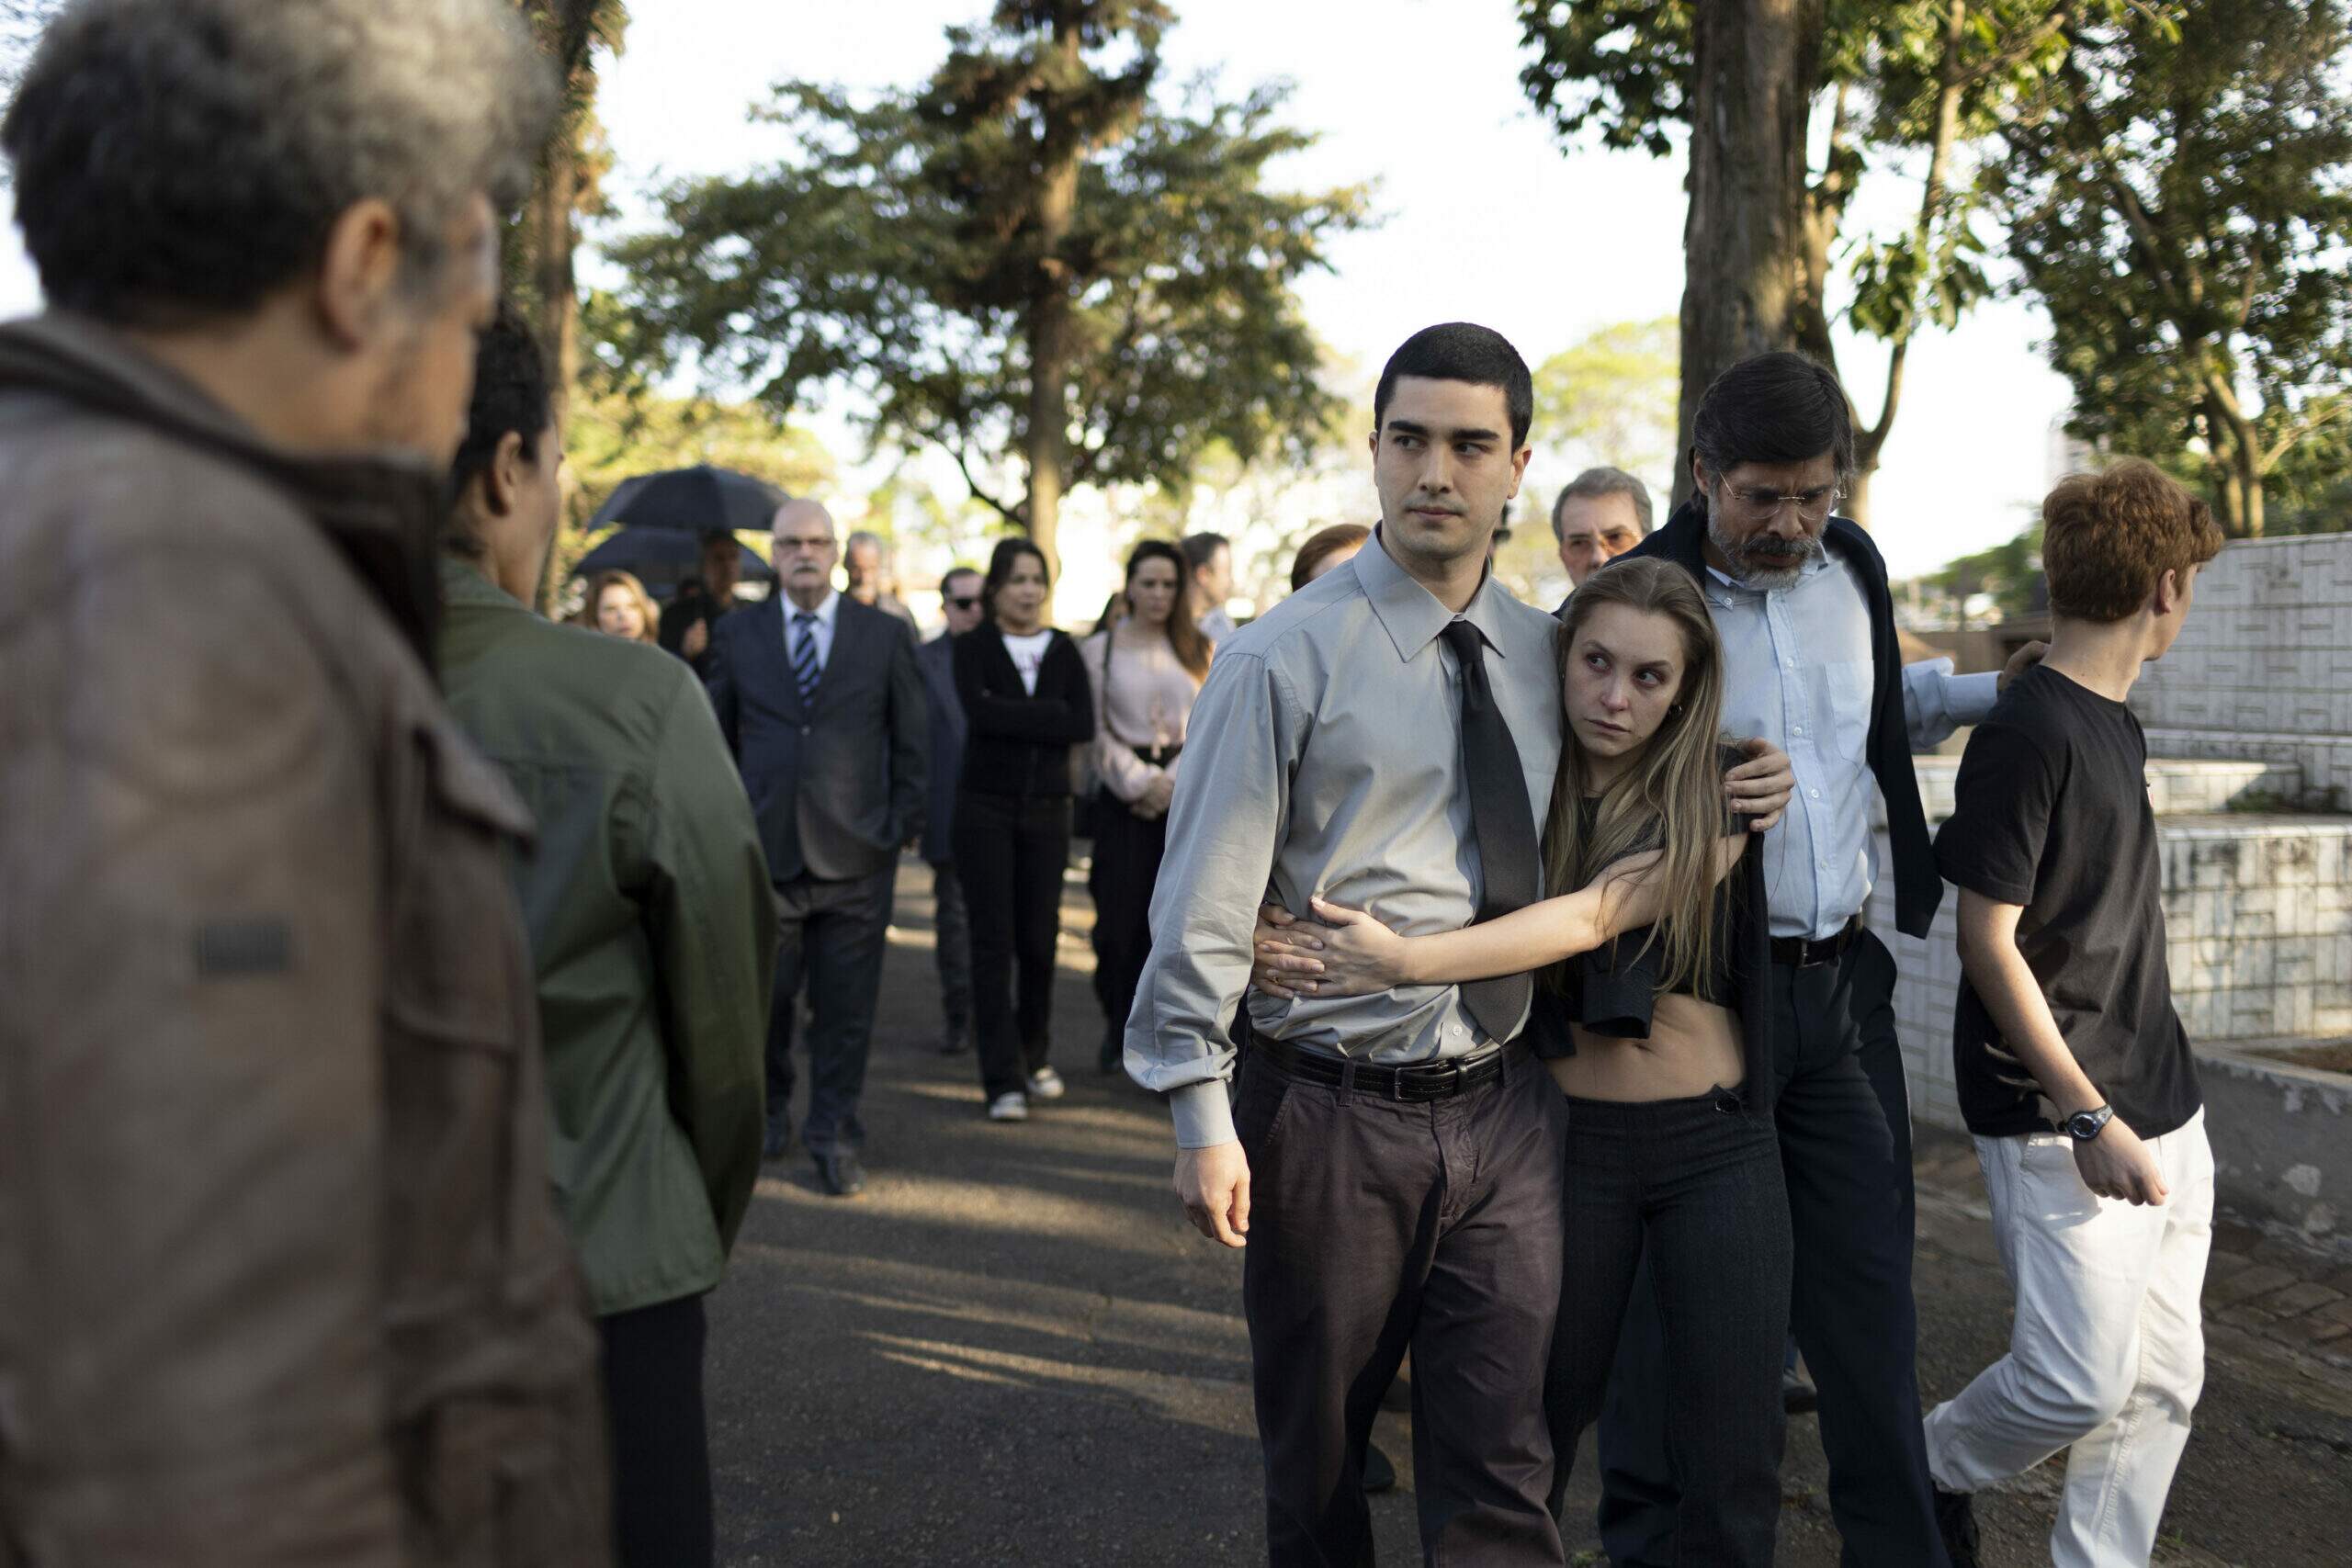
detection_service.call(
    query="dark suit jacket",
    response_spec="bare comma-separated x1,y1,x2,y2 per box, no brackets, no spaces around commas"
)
1611,498,1942,939
707,594,927,885
916,632,966,864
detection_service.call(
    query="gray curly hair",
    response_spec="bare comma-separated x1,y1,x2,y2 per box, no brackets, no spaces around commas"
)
3,0,556,326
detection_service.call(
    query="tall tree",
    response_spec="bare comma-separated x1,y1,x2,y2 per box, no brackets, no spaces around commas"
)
512,0,627,433
606,0,1368,589
1989,0,2352,536
1516,2,2120,518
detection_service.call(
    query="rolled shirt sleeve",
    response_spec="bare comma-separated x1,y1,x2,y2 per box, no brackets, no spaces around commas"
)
1124,649,1293,1148
1902,657,1999,752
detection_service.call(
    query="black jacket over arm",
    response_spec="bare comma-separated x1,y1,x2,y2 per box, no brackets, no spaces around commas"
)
1621,498,1942,938
1527,753,1778,1116
950,626,1095,798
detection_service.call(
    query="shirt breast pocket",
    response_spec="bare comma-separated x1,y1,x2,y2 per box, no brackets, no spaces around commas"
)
1824,660,1876,765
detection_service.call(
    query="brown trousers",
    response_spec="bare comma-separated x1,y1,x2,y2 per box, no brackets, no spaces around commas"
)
1237,1046,1570,1567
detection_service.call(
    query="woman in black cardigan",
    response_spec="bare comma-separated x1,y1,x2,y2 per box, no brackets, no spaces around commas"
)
952,537,1096,1122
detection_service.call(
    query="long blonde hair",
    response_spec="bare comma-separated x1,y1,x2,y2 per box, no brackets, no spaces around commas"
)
1542,557,1731,999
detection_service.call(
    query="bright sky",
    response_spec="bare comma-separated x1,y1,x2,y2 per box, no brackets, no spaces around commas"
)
0,0,2076,587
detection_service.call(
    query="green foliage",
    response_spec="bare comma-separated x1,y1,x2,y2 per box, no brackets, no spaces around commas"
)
1986,0,2352,535
1530,316,1679,478
1920,518,2042,621
605,1,1369,527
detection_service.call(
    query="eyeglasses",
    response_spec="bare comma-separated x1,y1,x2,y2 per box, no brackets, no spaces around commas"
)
1721,484,1843,524
947,595,979,610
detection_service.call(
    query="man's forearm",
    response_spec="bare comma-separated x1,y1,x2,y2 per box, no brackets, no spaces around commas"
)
1959,928,2104,1115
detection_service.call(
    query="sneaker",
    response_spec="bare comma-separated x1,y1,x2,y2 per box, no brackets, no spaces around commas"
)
1933,1484,1981,1568
986,1091,1030,1122
1027,1066,1067,1100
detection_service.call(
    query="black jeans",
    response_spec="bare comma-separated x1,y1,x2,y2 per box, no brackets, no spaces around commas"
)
1239,1048,1568,1566
765,865,897,1155
600,1293,714,1568
1087,791,1167,1053
954,790,1071,1100
1547,1089,1790,1566
1598,931,1944,1567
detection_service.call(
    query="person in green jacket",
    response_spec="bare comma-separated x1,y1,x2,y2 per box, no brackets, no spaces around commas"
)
435,304,778,1568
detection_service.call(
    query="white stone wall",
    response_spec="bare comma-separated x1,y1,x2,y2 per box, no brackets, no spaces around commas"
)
1871,817,2352,1134
2131,532,2352,808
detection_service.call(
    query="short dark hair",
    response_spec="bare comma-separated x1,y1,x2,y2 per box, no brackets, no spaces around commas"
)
3,0,552,328
940,566,982,593
1180,532,1229,575
1374,322,1533,450
1551,467,1655,541
1690,352,1854,485
447,301,552,517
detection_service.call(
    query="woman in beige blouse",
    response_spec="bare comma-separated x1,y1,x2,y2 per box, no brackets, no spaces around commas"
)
1081,539,1215,1073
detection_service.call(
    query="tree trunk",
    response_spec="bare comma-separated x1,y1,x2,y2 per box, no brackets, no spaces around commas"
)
1674,0,1828,506
528,131,582,437
1021,7,1084,605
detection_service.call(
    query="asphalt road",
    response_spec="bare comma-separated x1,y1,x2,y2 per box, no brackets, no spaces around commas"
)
708,861,2352,1566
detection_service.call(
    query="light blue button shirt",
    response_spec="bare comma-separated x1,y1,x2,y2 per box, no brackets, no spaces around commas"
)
1702,550,1997,939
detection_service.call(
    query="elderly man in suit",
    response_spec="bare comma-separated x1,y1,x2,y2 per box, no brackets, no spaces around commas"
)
708,498,927,1197
918,566,986,1055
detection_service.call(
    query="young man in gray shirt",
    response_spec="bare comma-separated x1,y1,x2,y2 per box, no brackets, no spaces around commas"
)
1130,324,1792,1564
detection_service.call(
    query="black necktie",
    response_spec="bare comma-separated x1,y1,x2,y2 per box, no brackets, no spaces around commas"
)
1439,618,1541,1041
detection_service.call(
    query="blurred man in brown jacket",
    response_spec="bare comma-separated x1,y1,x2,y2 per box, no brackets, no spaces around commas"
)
0,4,609,1564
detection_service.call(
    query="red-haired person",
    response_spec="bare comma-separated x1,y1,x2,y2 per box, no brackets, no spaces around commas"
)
1923,460,2223,1568
591,570,662,643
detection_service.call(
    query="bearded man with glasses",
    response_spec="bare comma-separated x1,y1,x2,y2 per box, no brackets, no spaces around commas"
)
1589,352,2045,1568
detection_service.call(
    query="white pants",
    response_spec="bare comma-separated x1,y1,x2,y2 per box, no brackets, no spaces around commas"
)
1924,1109,2214,1568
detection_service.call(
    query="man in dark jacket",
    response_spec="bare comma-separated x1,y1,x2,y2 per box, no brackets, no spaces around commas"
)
708,498,927,1196
437,307,775,1567
919,566,986,1055
0,4,609,1563
1591,353,2041,1568
659,529,745,677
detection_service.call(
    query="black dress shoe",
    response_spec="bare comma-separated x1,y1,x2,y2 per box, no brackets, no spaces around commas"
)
1362,1440,1397,1494
1781,1365,1819,1414
762,1119,794,1161
813,1149,866,1197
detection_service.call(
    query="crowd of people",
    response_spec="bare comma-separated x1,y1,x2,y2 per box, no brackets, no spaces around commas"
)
0,4,2227,1568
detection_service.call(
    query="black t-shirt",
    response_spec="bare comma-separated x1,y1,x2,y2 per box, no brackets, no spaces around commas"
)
1934,663,2199,1139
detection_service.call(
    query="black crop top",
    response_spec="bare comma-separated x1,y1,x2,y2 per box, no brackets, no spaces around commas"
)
1525,748,1777,1114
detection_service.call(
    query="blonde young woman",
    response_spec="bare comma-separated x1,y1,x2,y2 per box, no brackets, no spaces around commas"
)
588,569,662,644
1257,557,1789,1564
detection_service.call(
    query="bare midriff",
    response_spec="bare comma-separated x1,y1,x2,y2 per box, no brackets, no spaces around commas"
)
1545,993,1745,1101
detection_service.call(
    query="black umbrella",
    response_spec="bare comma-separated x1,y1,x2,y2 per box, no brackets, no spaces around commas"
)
572,528,775,590
587,464,791,535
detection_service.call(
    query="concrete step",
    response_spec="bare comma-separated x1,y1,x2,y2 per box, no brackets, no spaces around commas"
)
2192,1039,2351,1256
1908,754,2305,824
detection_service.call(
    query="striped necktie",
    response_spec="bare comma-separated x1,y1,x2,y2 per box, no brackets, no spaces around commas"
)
791,611,820,704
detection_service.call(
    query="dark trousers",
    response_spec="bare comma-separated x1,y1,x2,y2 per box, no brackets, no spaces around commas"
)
1547,1089,1791,1566
931,860,974,1039
1087,792,1167,1050
600,1293,714,1568
954,791,1071,1100
765,865,897,1155
1238,1048,1568,1567
1598,931,1944,1567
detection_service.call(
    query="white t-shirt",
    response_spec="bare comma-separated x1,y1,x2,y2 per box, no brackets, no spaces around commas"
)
1002,629,1054,694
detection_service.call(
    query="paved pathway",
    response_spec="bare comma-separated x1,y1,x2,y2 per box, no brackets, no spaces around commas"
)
709,862,2352,1565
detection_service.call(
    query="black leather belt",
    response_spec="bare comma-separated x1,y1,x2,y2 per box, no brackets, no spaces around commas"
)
1253,1036,1505,1101
1770,915,1863,969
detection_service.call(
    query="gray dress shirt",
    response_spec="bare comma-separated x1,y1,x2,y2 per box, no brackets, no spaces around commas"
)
1700,553,1996,939
1127,529,1563,1147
